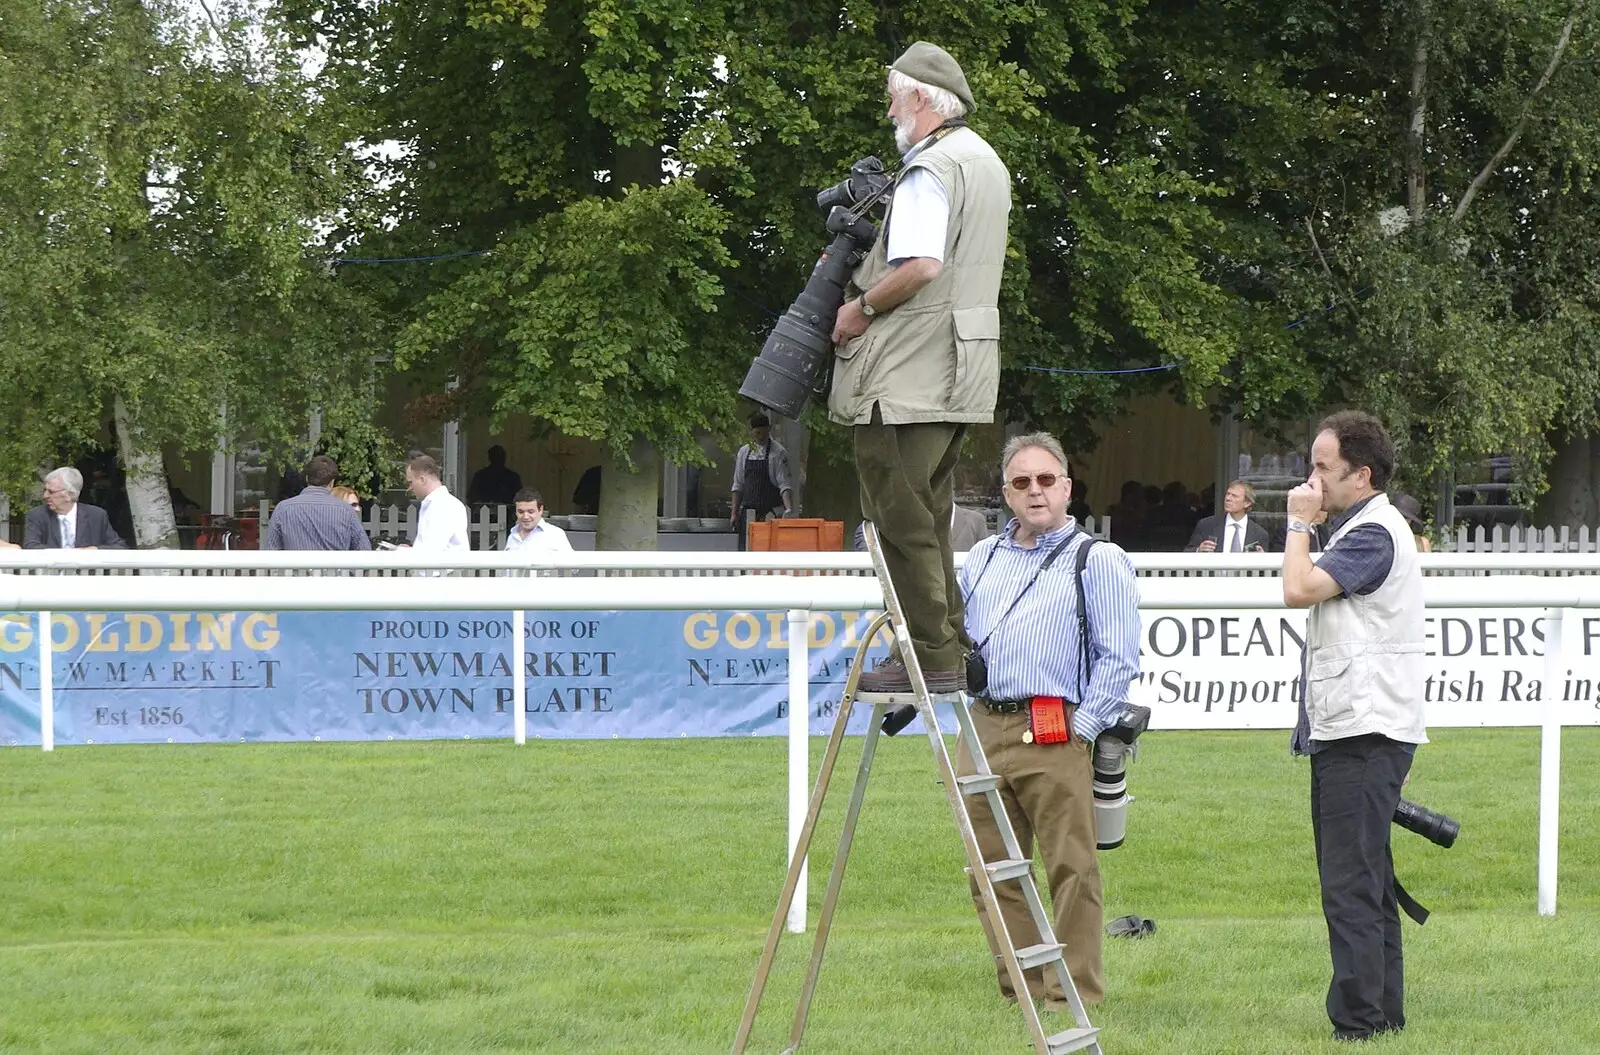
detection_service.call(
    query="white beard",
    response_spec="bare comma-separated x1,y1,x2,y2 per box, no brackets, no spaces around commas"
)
893,115,918,154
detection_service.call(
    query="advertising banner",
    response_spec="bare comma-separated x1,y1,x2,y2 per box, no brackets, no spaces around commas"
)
1,607,1597,747
0,609,893,747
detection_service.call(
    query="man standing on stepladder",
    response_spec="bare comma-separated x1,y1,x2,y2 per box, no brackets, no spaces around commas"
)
828,40,1011,696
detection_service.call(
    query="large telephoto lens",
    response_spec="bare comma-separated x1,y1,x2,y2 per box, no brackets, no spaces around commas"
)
1091,704,1151,850
1392,798,1460,848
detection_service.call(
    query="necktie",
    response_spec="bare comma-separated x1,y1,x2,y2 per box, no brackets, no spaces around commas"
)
1229,523,1242,552
61,514,75,549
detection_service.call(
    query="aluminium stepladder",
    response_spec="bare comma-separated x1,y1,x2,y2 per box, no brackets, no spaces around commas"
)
730,524,1103,1055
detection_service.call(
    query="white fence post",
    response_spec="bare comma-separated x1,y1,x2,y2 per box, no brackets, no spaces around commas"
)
787,608,809,934
513,604,527,746
39,611,53,752
1538,606,1567,917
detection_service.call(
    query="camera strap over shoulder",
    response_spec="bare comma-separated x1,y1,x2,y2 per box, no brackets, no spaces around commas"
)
880,118,969,249
1074,537,1100,700
969,531,1076,656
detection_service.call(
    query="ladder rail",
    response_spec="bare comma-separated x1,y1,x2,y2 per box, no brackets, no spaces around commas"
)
729,618,888,1054
786,699,889,1049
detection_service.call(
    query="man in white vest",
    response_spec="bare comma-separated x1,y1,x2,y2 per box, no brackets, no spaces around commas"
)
1281,410,1427,1043
828,41,1011,695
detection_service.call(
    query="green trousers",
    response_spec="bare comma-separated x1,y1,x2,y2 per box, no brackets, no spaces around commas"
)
853,410,968,673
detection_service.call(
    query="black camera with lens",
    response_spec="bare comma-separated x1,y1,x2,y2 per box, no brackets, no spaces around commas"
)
739,157,894,419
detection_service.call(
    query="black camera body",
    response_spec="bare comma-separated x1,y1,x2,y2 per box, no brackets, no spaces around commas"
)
739,158,893,419
966,650,988,696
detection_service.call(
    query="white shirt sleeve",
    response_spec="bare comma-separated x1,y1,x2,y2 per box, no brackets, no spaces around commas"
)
415,489,469,552
884,168,950,265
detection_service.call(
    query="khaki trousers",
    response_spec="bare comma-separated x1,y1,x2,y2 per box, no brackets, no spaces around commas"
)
956,704,1104,1005
852,409,967,672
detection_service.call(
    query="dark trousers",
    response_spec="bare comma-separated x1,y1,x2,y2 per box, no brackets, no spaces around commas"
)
852,408,967,672
1310,734,1413,1038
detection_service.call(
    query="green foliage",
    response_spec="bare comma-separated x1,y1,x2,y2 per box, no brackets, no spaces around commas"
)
395,181,740,465
1125,0,1600,494
0,0,382,493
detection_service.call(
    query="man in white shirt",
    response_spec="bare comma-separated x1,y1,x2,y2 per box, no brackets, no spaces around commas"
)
401,454,470,552
1185,479,1268,553
504,488,572,553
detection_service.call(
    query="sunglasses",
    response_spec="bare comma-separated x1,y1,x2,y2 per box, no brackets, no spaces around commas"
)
1008,473,1061,491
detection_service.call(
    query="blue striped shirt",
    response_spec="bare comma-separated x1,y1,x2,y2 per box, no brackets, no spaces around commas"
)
959,518,1142,743
262,487,371,551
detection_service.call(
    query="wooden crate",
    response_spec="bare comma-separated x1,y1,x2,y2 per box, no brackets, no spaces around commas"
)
748,518,845,552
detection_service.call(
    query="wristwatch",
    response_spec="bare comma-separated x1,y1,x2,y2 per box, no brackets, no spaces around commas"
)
858,295,879,318
1286,519,1311,534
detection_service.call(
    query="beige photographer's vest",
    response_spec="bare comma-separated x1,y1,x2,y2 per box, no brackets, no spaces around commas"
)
1305,494,1430,745
827,127,1011,425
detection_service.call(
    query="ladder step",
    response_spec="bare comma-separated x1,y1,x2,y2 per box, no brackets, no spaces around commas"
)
1047,1026,1101,1054
984,859,1034,882
853,690,966,704
956,774,999,795
1014,942,1065,971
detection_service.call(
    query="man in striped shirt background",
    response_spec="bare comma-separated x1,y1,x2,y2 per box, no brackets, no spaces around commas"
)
956,431,1141,1013
261,456,371,552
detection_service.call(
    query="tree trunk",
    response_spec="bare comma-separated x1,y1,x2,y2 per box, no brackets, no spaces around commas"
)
774,417,809,514
595,438,659,551
1534,432,1598,527
1407,0,1430,219
113,394,179,549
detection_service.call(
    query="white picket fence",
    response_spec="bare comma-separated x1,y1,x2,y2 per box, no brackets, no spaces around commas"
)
1441,524,1600,553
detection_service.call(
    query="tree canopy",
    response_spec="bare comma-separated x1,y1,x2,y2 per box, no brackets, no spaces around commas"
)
0,0,384,540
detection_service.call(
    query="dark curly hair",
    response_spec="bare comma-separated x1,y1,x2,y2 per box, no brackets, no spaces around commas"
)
1318,411,1396,491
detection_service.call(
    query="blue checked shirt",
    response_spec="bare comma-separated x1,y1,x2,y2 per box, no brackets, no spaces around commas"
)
959,518,1142,743
262,487,371,551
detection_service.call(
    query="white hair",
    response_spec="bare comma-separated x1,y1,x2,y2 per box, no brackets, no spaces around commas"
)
1001,432,1069,478
887,69,967,119
45,466,82,500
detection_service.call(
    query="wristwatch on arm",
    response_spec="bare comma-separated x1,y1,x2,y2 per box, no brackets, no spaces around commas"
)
858,295,879,318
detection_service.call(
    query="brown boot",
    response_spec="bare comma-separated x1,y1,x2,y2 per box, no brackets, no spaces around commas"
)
857,657,964,694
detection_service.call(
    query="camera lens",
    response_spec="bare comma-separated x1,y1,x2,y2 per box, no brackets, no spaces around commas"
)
1392,798,1460,849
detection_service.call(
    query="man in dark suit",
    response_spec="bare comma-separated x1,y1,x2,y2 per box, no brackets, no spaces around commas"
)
25,467,127,549
1185,479,1268,553
950,504,990,552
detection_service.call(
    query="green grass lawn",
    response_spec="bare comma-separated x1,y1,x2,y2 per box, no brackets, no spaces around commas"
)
4,728,1600,1054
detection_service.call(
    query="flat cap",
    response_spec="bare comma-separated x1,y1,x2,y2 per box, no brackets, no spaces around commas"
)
890,41,976,113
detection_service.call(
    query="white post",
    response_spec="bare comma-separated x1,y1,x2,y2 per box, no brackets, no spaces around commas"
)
786,608,809,933
1538,606,1565,916
513,606,527,746
39,611,54,752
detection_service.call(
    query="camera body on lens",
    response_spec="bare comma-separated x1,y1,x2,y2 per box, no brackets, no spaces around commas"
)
1092,704,1151,850
739,158,894,419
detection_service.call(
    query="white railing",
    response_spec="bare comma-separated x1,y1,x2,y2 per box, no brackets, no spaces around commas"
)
3,552,1593,924
7,549,1600,577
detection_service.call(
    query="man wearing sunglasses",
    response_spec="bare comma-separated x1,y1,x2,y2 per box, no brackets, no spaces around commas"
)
957,432,1140,1013
827,41,1011,694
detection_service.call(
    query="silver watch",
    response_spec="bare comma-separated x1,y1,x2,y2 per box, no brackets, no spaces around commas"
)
858,296,879,318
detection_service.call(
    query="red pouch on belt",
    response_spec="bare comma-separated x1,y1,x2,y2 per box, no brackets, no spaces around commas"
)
1029,696,1070,744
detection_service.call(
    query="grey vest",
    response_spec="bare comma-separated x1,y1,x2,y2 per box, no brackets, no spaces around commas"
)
827,126,1012,425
